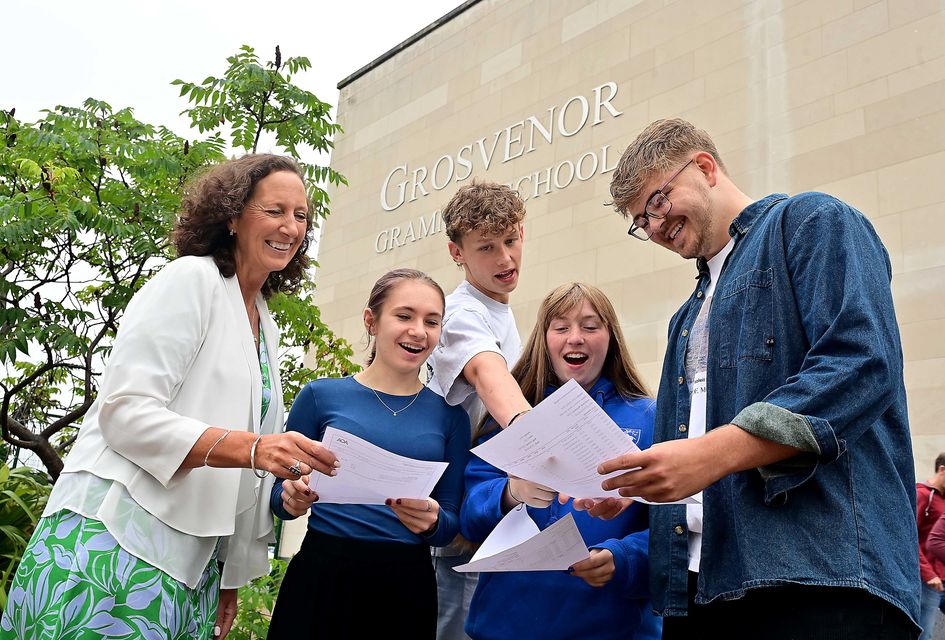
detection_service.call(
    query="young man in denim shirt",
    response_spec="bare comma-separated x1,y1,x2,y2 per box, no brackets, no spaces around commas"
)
595,118,919,639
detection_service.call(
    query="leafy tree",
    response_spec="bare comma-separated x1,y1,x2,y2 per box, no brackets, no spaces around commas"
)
0,45,357,481
173,44,357,404
229,558,288,639
0,462,50,608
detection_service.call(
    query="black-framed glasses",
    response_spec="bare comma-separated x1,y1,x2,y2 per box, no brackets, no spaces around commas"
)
627,159,694,241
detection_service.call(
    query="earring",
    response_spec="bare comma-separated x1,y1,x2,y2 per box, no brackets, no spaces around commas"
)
229,229,235,236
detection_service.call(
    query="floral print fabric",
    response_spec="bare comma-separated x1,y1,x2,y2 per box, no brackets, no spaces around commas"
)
259,327,271,424
0,510,218,640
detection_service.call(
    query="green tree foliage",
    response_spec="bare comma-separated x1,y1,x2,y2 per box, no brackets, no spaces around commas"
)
173,44,358,404
229,559,288,639
172,44,344,219
0,462,51,608
0,45,357,481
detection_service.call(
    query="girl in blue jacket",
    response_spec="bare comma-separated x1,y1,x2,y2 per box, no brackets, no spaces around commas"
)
461,282,661,640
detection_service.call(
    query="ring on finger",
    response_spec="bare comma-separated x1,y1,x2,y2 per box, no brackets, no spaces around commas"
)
286,460,303,477
425,499,432,512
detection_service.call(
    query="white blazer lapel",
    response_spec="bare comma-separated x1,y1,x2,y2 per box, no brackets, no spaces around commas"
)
224,274,262,433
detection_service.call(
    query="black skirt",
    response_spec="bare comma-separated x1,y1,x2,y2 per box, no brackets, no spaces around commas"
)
267,528,437,639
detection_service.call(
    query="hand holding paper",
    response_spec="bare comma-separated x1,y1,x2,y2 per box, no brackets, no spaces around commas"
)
471,379,697,504
569,549,616,587
454,506,589,573
598,435,719,504
310,427,448,504
386,497,440,535
507,476,556,508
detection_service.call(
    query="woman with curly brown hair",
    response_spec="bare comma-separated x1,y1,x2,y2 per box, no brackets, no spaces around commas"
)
0,154,338,640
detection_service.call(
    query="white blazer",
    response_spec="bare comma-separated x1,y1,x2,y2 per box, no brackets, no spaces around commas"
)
62,255,283,587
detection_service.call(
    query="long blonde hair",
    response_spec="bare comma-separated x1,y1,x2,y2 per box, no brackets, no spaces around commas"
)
475,282,650,441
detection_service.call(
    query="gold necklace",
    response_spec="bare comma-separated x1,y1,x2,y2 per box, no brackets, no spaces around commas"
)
371,386,422,416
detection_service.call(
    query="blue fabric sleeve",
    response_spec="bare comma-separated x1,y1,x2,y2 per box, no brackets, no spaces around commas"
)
593,528,650,599
269,383,319,521
732,197,903,501
460,429,510,543
422,408,470,546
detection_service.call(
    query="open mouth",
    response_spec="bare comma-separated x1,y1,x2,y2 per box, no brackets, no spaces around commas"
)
266,240,293,251
563,353,589,365
669,221,684,241
495,269,516,282
399,343,424,354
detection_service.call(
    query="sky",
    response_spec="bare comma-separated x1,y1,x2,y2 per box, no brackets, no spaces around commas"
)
4,1,466,469
6,0,463,158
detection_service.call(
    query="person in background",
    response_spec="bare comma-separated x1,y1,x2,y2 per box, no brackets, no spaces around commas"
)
461,282,661,640
0,154,338,640
918,454,945,640
928,510,945,574
267,269,470,639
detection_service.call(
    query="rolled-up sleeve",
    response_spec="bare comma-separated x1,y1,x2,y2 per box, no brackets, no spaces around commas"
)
730,199,902,499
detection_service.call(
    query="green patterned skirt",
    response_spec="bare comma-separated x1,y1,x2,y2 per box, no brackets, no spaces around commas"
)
0,510,219,640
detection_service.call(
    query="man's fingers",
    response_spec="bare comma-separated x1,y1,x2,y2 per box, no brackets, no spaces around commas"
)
597,452,643,475
600,468,648,492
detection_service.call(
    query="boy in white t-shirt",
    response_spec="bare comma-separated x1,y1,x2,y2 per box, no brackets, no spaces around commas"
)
427,181,541,640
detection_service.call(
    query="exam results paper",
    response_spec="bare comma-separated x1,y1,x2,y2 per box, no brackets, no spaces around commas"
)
309,426,448,504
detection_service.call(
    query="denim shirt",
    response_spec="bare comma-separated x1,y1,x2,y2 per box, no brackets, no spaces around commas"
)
649,193,919,626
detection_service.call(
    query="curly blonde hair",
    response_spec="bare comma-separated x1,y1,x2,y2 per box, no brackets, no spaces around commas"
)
441,180,525,244
608,118,727,218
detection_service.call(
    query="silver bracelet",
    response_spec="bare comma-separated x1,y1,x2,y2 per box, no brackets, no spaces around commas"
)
250,435,269,479
203,430,230,467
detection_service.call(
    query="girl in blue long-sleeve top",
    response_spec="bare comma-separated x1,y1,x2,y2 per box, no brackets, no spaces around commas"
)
267,269,470,639
462,282,661,640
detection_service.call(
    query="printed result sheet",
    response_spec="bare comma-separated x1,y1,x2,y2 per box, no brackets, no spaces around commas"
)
309,426,448,504
471,378,697,504
454,506,589,573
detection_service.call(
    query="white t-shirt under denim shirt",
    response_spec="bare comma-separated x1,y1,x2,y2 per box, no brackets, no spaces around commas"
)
685,238,735,572
427,279,522,433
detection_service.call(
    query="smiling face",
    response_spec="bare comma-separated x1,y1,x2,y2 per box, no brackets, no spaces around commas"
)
630,155,722,260
230,170,309,287
364,279,444,375
546,299,611,391
449,224,524,303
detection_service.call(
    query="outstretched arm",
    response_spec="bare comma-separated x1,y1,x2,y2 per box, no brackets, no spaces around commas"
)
463,351,530,428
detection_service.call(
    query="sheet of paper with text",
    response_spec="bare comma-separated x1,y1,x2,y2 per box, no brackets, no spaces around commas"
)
471,378,697,504
454,506,589,573
310,426,448,504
